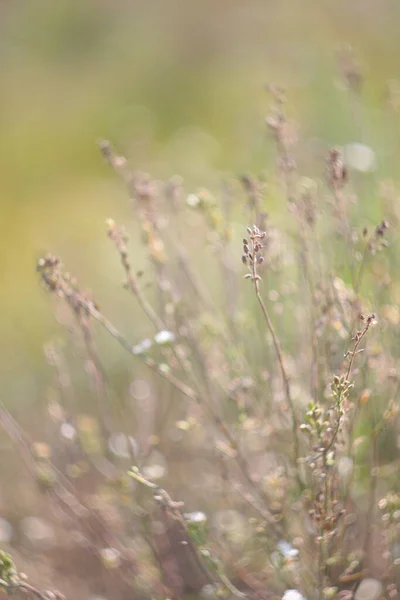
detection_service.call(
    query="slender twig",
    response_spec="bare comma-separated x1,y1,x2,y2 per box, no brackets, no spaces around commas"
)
254,277,300,461
326,148,356,288
312,315,375,463
345,315,375,381
243,226,301,475
20,581,65,600
0,578,65,600
107,219,165,331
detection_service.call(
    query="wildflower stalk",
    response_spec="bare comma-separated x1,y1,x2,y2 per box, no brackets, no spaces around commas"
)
303,314,376,597
254,281,300,464
106,219,165,331
326,147,356,287
242,225,301,480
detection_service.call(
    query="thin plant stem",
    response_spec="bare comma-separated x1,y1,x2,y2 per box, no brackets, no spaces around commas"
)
244,226,301,477
254,276,300,464
107,219,165,331
0,578,64,600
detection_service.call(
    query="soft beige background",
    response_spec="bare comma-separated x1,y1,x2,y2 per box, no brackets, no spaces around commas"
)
1,0,399,407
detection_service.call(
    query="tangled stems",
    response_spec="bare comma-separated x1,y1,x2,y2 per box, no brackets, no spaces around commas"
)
37,254,282,530
0,551,64,600
106,219,165,332
302,314,376,596
129,468,247,598
322,314,377,455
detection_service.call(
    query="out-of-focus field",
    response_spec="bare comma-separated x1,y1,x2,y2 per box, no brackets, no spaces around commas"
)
1,1,400,598
2,0,400,404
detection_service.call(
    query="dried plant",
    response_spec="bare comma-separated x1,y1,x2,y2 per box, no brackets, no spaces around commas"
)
1,73,400,600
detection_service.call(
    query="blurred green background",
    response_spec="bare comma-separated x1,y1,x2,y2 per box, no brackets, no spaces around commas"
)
1,0,400,409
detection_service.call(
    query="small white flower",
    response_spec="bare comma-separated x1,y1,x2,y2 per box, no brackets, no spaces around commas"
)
282,590,307,600
200,584,219,598
326,451,335,466
338,456,353,478
185,511,207,524
186,193,200,207
277,540,299,558
343,143,376,173
354,578,382,600
100,547,121,569
108,433,138,459
140,337,153,350
154,330,175,346
142,464,166,480
60,422,76,441
132,338,153,355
